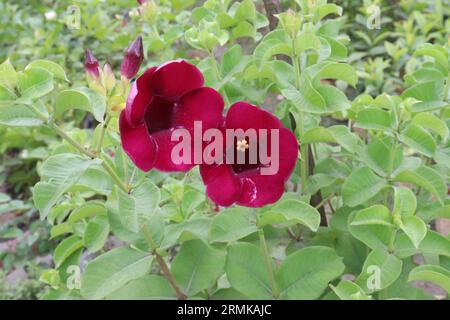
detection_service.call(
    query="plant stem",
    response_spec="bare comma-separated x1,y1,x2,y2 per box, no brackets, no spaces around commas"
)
50,123,97,158
142,225,187,300
25,103,131,193
314,193,335,210
100,154,129,193
258,229,279,299
95,114,111,152
292,54,309,193
209,50,231,107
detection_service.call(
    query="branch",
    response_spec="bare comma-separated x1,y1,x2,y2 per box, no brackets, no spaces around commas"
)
262,0,281,31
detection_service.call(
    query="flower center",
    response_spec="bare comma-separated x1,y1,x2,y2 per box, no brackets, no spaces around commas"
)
236,139,249,152
144,97,175,134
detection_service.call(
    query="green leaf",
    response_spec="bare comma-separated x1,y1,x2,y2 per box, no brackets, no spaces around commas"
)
393,187,417,216
220,44,244,77
68,202,106,223
18,67,54,99
294,32,322,55
408,265,450,294
106,275,176,299
277,246,345,299
350,205,394,227
363,136,402,177
55,88,106,122
172,240,226,296
282,77,327,114
394,165,447,203
399,124,436,157
356,108,394,131
410,101,450,112
117,180,160,233
401,81,440,102
258,199,321,232
330,280,371,300
314,3,343,22
84,215,110,253
232,21,256,39
310,62,357,87
0,59,18,91
234,0,256,23
209,207,258,243
53,235,83,268
27,60,68,82
399,216,427,249
34,155,101,219
342,166,386,207
160,218,212,249
0,104,44,127
80,247,153,300
254,30,292,68
356,248,403,293
302,125,363,154
50,222,73,239
414,44,448,72
327,125,363,153
411,113,449,141
394,230,450,258
225,242,272,299
0,84,15,104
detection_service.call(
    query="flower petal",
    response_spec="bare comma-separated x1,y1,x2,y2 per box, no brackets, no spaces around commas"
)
200,164,243,207
125,67,157,127
236,128,298,207
225,102,284,131
273,127,299,180
173,87,224,130
119,111,156,172
151,129,195,172
237,174,285,207
150,60,204,101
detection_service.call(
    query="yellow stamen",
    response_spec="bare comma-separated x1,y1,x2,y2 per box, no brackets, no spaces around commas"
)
236,139,249,152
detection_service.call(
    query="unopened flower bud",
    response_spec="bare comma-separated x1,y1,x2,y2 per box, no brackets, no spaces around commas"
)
120,36,144,80
277,10,302,38
102,63,116,92
84,49,100,78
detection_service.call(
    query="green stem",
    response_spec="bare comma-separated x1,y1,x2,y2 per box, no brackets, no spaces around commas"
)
100,154,129,193
258,229,279,299
142,225,187,300
51,123,97,158
95,114,111,152
209,50,231,107
315,193,335,210
388,228,398,253
25,103,131,194
292,54,309,193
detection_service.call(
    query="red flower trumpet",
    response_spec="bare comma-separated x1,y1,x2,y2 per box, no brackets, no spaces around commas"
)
200,102,298,208
119,60,224,172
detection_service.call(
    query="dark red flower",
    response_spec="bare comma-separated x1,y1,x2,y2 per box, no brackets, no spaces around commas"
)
84,49,100,78
200,102,298,208
137,0,146,4
119,60,224,172
121,36,144,80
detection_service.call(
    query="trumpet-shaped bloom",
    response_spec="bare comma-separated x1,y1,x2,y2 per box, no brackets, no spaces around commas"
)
200,102,298,207
119,60,224,172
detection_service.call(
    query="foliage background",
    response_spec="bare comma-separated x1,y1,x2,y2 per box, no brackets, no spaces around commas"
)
0,0,449,300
